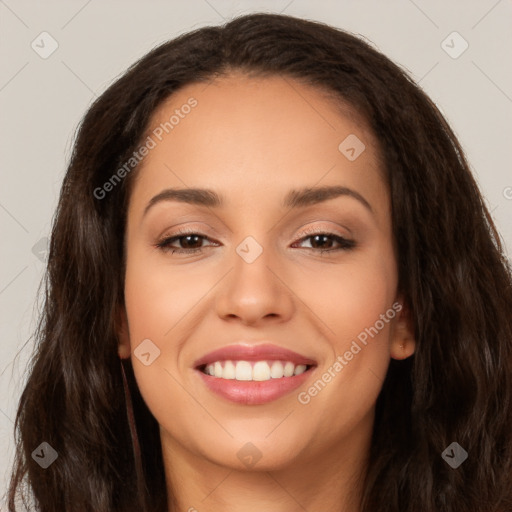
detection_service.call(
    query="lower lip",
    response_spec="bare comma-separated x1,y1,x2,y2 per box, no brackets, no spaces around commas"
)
196,367,315,405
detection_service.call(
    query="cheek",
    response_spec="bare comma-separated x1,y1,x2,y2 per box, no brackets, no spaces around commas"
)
122,258,203,439
123,249,210,345
122,243,227,414
294,244,397,352
293,244,397,425
122,247,181,372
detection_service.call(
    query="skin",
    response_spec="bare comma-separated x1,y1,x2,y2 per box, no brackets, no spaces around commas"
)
117,72,415,512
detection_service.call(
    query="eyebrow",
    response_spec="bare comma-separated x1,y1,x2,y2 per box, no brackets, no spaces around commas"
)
143,185,373,217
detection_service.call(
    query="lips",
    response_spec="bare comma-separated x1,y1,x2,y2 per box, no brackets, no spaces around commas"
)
193,343,317,405
193,343,317,368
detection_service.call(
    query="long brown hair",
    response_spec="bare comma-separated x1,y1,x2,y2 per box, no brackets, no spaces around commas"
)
6,13,512,512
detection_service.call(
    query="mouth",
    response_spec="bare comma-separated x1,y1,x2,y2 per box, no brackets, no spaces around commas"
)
193,343,317,405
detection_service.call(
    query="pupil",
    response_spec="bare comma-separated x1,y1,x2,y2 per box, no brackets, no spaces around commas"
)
183,235,200,248
312,234,331,249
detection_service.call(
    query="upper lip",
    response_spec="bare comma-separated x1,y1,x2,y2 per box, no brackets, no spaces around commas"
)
193,343,317,368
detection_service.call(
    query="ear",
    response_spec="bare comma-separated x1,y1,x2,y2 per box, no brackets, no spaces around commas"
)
389,295,416,360
115,304,131,359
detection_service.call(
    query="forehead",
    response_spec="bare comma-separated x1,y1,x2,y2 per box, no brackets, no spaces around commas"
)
129,73,388,219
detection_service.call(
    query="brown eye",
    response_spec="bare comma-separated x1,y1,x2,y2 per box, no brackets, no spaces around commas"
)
292,232,356,253
174,234,204,250
156,232,217,254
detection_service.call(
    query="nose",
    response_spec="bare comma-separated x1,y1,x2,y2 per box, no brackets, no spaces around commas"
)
214,239,295,326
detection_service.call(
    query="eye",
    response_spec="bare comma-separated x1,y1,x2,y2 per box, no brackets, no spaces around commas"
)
155,229,218,254
292,229,356,253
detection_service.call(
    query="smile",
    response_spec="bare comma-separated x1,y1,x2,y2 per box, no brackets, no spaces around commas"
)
193,343,317,405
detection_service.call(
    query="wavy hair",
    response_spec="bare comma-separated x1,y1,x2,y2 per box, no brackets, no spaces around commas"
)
6,12,512,512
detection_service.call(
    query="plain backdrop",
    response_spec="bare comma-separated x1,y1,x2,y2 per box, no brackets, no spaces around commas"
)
1,0,511,507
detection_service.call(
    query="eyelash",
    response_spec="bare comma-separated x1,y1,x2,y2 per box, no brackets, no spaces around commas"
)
155,227,356,255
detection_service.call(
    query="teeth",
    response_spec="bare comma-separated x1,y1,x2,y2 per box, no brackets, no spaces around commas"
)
294,364,307,375
269,361,284,378
201,360,310,381
253,361,271,381
235,361,252,381
223,360,236,379
283,362,295,377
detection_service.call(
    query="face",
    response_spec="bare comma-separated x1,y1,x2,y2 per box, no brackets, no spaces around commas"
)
118,72,415,473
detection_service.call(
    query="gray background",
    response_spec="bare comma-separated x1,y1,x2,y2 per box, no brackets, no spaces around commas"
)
1,0,511,507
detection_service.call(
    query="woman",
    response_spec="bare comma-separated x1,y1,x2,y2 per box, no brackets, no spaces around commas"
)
6,12,512,512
